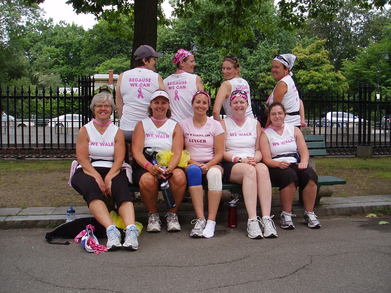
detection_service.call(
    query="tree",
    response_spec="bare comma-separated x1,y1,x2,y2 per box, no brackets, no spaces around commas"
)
342,25,391,95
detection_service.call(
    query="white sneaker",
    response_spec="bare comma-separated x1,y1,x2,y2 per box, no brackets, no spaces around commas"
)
261,216,278,238
147,213,161,232
166,212,181,232
202,220,216,238
190,218,206,238
123,225,139,251
106,225,122,251
247,217,263,239
304,211,321,229
280,211,296,230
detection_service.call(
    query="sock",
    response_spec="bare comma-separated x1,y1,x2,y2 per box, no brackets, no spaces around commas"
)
262,216,271,220
106,224,116,232
125,224,136,230
202,220,216,238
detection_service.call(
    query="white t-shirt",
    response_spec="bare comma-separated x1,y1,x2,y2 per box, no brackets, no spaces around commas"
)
83,121,119,168
267,75,300,126
164,72,198,122
141,117,176,152
224,117,257,158
264,124,298,163
120,68,160,131
180,117,224,163
222,77,254,118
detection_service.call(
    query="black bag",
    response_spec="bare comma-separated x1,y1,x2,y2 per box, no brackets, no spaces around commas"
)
45,217,106,245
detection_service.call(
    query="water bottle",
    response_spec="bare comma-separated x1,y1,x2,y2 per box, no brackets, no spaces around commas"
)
227,197,239,228
66,206,76,223
160,180,176,209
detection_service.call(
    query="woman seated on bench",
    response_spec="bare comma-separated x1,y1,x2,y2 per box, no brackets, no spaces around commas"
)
71,91,139,251
180,91,225,238
222,90,277,239
132,90,186,233
260,102,321,229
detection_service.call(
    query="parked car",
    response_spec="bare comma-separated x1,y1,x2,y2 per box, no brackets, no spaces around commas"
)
315,111,364,128
48,114,85,128
1,112,35,127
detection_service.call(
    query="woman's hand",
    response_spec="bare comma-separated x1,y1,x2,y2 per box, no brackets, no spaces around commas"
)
94,175,108,196
298,162,308,170
199,163,209,174
245,157,257,166
278,161,291,169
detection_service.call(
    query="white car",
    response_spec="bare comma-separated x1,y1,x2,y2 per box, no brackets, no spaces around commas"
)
1,113,35,127
320,111,365,128
48,114,85,128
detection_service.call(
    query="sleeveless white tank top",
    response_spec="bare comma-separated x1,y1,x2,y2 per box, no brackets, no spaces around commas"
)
142,117,176,152
224,117,257,157
164,72,198,122
120,68,160,131
264,124,298,163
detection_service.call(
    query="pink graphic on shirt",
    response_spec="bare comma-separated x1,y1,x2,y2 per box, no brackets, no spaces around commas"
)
137,87,143,99
174,90,180,101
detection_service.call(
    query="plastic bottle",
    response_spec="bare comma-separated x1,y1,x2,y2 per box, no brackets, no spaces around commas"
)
227,198,239,228
160,180,176,209
66,206,76,223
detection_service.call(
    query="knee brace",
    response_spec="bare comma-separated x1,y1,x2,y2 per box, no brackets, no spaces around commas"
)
186,164,202,186
206,168,222,191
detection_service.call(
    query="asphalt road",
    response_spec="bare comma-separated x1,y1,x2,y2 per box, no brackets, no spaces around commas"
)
0,216,390,293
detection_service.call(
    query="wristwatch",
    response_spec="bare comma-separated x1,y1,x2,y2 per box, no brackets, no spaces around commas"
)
238,157,242,163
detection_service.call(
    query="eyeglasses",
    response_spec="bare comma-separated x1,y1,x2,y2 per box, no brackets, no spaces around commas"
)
95,104,112,109
230,90,248,102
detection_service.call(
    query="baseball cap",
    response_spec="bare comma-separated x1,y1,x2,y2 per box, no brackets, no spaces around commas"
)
134,45,163,60
151,90,170,101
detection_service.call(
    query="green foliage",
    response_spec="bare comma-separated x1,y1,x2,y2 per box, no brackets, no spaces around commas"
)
95,56,131,74
292,40,348,94
342,25,391,95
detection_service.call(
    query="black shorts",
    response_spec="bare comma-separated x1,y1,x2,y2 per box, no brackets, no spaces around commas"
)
132,163,149,186
71,167,135,206
222,161,237,183
268,164,318,190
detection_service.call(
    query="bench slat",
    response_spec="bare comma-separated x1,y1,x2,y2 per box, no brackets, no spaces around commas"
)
318,175,346,185
309,149,328,156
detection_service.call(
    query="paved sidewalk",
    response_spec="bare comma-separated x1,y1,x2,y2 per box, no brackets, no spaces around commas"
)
1,194,390,229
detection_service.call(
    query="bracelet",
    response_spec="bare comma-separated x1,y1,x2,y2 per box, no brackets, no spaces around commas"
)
231,156,237,162
143,161,151,170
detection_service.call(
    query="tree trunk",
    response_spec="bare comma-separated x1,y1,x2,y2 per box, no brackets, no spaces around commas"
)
132,0,158,68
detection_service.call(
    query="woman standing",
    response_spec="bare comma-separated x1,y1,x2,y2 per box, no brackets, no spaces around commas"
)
180,91,225,238
71,92,138,251
260,102,321,230
132,90,186,233
212,56,254,121
222,90,277,239
164,49,204,122
266,54,301,127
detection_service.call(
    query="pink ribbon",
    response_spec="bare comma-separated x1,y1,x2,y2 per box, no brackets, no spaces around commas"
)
174,90,180,101
137,87,144,99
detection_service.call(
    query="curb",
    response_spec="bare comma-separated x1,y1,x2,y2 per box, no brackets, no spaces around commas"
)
1,195,390,229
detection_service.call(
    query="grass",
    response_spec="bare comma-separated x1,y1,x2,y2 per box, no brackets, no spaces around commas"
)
0,160,70,173
316,157,391,179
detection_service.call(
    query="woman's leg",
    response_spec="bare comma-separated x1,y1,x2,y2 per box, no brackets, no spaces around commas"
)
206,166,223,221
301,179,317,212
167,168,187,213
229,163,257,219
255,163,272,217
139,172,159,214
186,164,205,219
279,183,297,212
88,199,114,228
118,201,136,226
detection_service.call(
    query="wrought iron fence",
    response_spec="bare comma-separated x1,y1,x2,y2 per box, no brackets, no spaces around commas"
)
1,81,390,157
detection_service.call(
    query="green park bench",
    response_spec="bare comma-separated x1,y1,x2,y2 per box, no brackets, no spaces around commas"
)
128,134,346,207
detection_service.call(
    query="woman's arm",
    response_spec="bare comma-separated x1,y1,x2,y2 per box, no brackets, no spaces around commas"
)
259,132,290,169
295,127,310,169
196,76,204,91
205,133,225,170
131,121,162,176
212,81,232,121
167,124,184,173
104,129,126,194
76,126,106,194
115,74,124,118
252,121,263,163
158,75,165,90
272,81,287,103
221,120,234,162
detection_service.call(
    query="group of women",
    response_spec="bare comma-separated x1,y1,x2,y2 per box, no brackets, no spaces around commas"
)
70,45,321,252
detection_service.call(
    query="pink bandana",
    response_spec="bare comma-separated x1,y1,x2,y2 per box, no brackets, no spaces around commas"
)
172,49,192,64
